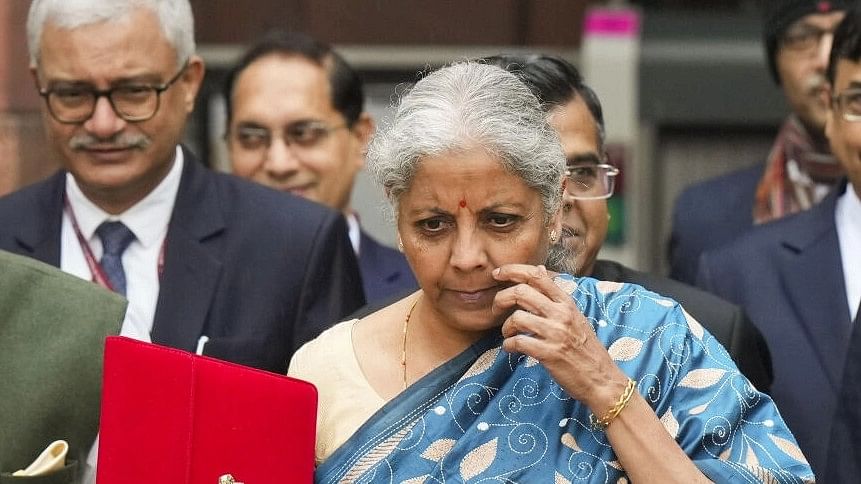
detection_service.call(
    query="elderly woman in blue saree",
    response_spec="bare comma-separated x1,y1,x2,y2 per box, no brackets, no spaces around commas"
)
288,61,813,483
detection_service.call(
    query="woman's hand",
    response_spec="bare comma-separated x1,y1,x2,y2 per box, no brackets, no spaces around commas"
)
493,264,713,483
491,263,629,414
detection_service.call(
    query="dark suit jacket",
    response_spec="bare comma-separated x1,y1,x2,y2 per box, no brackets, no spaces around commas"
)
668,163,764,285
696,184,851,477
0,149,366,374
826,306,861,481
592,259,772,394
358,230,417,306
0,250,126,483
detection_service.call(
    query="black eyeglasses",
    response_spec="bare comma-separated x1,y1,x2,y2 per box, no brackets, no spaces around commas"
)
565,163,620,200
37,60,189,124
231,121,348,152
832,87,861,122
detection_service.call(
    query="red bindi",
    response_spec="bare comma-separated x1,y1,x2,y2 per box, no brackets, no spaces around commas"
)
817,1,831,13
459,199,467,208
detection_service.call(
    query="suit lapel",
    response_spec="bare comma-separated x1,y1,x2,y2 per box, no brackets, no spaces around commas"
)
778,189,851,390
13,172,65,266
150,152,225,351
590,260,625,282
359,231,393,280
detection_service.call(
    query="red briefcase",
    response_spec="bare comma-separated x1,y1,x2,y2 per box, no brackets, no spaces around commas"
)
96,336,317,483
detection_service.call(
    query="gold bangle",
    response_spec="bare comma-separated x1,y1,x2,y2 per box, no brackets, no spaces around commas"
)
589,378,636,431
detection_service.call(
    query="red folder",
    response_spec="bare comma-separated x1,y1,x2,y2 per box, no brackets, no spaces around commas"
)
97,336,317,483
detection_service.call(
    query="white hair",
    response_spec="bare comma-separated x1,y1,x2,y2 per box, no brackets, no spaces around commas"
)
27,0,195,67
368,61,565,223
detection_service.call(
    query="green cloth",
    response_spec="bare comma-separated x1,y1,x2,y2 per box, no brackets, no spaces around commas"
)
0,250,125,483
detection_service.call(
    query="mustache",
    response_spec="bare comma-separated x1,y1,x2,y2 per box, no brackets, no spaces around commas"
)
804,73,827,95
69,133,151,151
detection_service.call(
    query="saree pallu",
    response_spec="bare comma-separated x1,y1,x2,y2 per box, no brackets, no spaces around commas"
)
317,275,813,483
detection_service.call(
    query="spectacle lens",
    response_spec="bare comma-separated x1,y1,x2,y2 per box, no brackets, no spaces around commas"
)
565,163,619,200
38,60,189,124
834,88,861,122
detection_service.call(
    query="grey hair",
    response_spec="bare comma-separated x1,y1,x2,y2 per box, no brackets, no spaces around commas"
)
368,61,564,223
27,0,195,67
545,243,578,274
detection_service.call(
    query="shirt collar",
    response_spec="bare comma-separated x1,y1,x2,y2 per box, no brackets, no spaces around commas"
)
837,183,861,242
836,182,861,321
346,212,361,255
65,146,184,248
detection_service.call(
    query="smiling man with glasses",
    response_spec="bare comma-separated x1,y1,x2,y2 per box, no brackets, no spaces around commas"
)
827,13,861,481
224,31,418,305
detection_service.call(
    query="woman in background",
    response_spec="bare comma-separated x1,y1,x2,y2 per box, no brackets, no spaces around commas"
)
289,61,812,483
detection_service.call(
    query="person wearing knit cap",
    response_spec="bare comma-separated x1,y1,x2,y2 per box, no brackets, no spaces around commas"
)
669,0,848,286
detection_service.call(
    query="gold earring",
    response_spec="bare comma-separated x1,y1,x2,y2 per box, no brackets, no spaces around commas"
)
397,235,404,252
549,230,559,244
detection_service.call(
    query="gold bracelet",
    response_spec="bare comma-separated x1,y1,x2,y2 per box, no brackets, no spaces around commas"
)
589,378,636,431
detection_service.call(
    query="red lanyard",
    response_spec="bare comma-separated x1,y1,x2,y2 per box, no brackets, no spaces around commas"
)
63,194,165,292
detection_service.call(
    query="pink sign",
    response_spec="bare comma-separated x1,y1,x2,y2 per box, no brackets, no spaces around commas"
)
584,8,641,38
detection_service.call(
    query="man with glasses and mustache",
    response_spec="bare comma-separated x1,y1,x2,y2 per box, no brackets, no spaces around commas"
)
698,9,861,477
224,31,417,306
669,0,849,285
485,54,773,394
0,1,364,376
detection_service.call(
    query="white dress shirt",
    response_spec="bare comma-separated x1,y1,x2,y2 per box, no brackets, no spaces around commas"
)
61,147,183,341
836,184,861,323
345,212,361,255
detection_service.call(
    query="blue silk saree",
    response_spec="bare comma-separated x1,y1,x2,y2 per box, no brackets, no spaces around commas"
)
316,275,814,483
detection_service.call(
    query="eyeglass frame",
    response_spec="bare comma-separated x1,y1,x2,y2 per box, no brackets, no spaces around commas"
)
832,87,861,122
36,60,190,124
565,162,620,200
228,121,350,152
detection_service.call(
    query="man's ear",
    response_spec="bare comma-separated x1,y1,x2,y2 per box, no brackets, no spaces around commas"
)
350,112,374,169
30,64,48,96
180,54,206,113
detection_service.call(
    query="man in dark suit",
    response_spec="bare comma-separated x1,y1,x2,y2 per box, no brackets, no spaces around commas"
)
224,31,418,305
485,54,773,394
2,0,365,376
669,0,849,285
698,12,861,472
0,250,125,483
820,10,861,481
